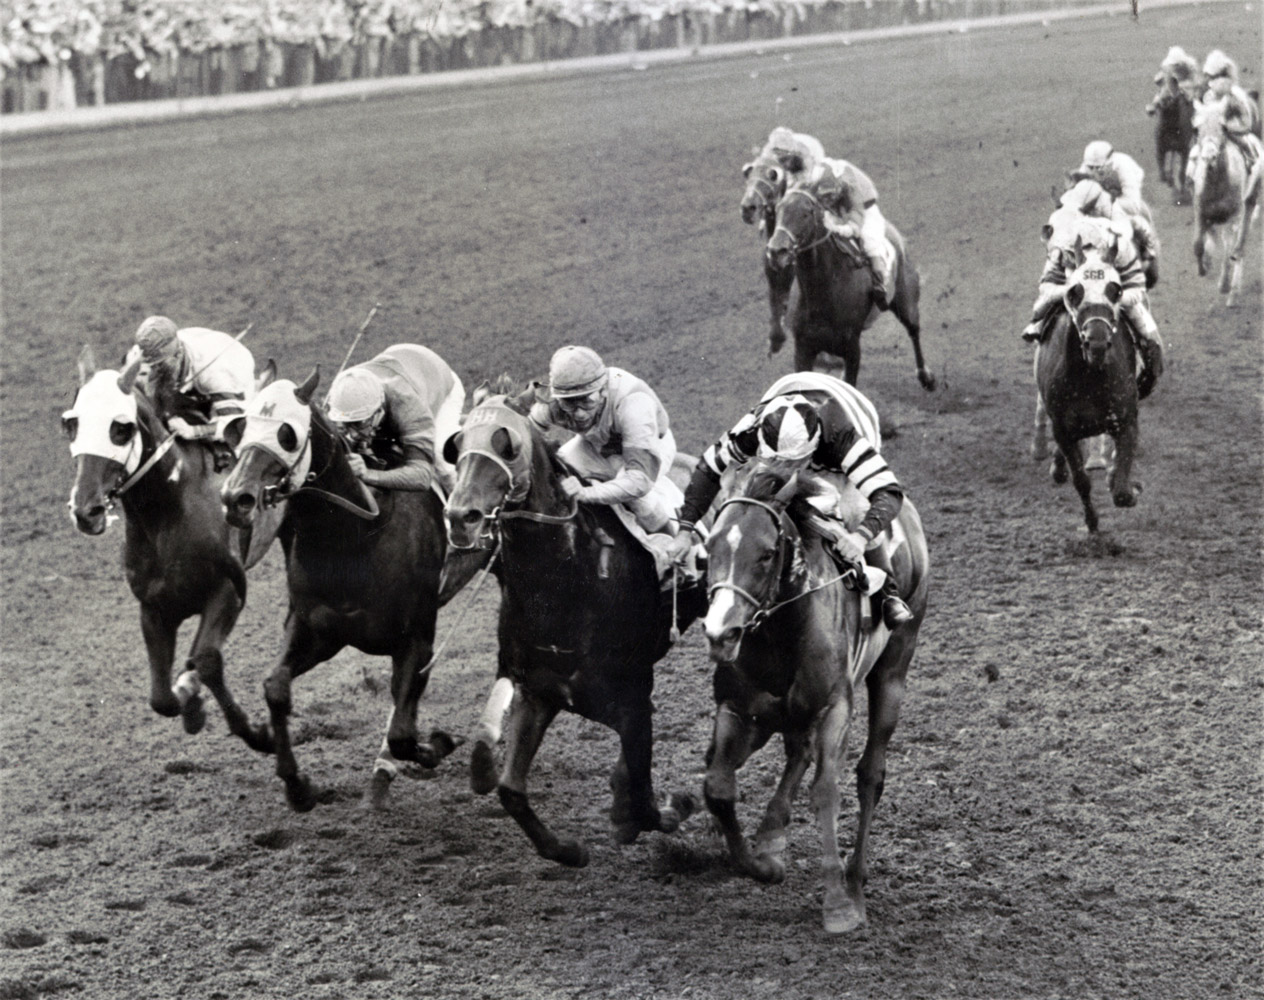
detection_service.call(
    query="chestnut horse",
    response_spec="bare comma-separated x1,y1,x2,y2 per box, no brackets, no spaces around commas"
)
443,388,706,866
701,465,929,933
63,346,276,751
740,150,797,348
221,370,457,811
1191,100,1260,307
766,186,935,390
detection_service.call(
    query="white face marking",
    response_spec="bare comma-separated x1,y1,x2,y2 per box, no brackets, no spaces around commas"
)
724,522,743,551
704,588,739,639
167,456,182,483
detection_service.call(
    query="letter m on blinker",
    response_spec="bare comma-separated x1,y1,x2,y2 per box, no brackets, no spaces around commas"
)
259,403,276,417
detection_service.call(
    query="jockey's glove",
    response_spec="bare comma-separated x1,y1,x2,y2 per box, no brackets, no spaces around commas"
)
559,475,584,499
665,529,694,564
167,416,215,441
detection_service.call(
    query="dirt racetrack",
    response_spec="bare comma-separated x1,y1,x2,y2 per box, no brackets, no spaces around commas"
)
2,4,1261,998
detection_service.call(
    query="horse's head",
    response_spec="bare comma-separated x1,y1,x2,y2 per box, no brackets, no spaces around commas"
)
765,186,825,273
703,465,804,664
1192,99,1228,168
444,391,538,549
63,346,152,534
221,368,319,528
1063,244,1124,368
740,153,789,228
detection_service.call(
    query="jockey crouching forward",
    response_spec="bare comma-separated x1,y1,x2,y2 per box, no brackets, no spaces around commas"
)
1147,45,1201,113
531,346,683,551
1193,50,1263,189
1061,177,1161,287
1021,212,1165,384
669,372,915,630
762,126,827,185
133,316,255,472
1071,142,1159,285
326,344,465,493
811,157,897,311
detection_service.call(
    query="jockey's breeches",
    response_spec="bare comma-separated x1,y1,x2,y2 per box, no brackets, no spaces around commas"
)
558,431,682,533
1120,288,1159,341
1030,283,1063,321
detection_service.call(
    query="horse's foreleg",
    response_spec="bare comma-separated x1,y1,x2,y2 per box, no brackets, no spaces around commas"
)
471,675,514,795
812,697,858,934
384,633,457,770
766,264,793,355
139,604,181,719
892,275,934,390
1053,429,1097,532
183,581,271,750
264,620,340,812
704,703,780,882
752,729,812,876
1109,421,1141,508
1193,222,1209,277
498,688,584,866
1031,389,1050,462
610,694,684,843
1226,207,1254,307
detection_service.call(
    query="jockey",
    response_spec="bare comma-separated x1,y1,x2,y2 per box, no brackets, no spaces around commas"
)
1060,177,1161,287
132,315,255,471
669,372,915,630
1194,50,1263,186
326,343,465,493
1147,45,1201,112
762,126,826,184
811,156,897,311
1020,212,1165,384
1073,141,1150,219
529,345,680,538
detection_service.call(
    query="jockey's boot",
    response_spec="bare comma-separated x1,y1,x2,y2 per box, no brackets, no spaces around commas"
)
1135,335,1165,400
868,257,892,311
1143,255,1160,290
865,546,914,629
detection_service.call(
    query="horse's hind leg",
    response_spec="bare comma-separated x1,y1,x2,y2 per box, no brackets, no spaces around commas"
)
1031,389,1050,462
1054,430,1098,532
264,621,341,812
139,604,181,720
892,268,935,390
471,674,514,795
1109,421,1141,508
704,704,780,882
609,694,693,843
752,729,812,876
498,688,586,866
812,697,857,934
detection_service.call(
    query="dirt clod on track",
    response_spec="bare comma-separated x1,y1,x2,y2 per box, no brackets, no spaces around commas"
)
2,6,1261,999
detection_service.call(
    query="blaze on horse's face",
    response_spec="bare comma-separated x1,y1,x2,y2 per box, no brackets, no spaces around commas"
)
444,397,534,550
64,349,143,535
221,372,317,528
1064,252,1123,368
740,155,788,227
703,469,800,664
766,188,820,273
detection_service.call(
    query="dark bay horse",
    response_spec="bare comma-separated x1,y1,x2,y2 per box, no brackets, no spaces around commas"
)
1191,100,1260,307
767,186,935,390
221,370,457,811
443,390,706,866
701,465,929,933
64,347,276,750
1150,87,1195,203
1034,247,1146,533
740,150,796,347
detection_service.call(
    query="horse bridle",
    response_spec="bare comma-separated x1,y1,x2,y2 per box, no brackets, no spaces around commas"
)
448,446,578,550
245,420,380,520
769,188,836,257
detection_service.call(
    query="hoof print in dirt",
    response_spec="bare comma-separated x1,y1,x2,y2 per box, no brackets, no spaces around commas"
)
66,929,109,945
2,928,47,949
251,828,296,850
102,899,146,912
225,938,271,956
168,853,212,868
165,891,199,907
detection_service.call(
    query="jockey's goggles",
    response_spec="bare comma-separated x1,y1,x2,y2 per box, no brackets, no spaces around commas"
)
555,390,602,413
334,412,381,445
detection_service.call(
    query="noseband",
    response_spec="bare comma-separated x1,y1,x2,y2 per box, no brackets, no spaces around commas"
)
449,444,578,550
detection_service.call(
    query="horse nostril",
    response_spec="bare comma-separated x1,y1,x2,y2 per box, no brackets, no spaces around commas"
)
234,493,256,514
722,627,742,646
461,509,483,526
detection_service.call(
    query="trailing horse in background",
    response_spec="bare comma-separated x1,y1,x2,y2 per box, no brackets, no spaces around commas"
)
740,150,796,348
700,465,929,934
1191,100,1260,307
443,386,706,866
63,346,276,750
1033,245,1147,533
1150,87,1195,204
221,369,458,812
766,186,935,390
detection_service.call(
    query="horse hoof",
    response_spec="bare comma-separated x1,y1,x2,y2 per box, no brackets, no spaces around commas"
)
150,694,182,719
469,740,498,795
1030,442,1049,463
1113,490,1138,508
919,370,937,392
365,769,393,811
1050,460,1067,485
750,855,786,884
285,777,318,813
823,898,866,935
612,820,643,845
181,695,207,735
553,840,590,868
1084,456,1107,472
667,791,699,825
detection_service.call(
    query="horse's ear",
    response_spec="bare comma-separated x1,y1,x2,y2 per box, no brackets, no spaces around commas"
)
117,356,143,394
741,161,755,179
772,472,800,510
441,431,463,466
294,366,320,404
77,344,97,386
1065,283,1086,310
1050,184,1063,206
1104,281,1122,305
255,359,277,392
1041,223,1054,243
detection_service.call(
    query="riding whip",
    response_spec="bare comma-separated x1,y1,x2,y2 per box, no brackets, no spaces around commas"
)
235,322,254,342
334,303,380,380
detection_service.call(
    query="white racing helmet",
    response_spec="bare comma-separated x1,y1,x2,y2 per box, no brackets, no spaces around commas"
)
1202,49,1238,82
327,367,385,423
134,315,182,368
756,394,822,462
1080,140,1114,171
548,345,608,398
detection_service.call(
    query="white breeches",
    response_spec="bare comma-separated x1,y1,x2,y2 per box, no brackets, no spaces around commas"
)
558,431,682,533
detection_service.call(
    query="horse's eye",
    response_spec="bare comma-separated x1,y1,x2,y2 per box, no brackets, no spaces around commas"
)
758,550,776,565
277,424,298,453
62,417,78,442
109,420,135,447
222,417,245,450
768,167,783,184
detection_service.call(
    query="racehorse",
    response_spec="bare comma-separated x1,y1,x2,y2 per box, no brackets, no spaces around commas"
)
700,464,929,934
220,369,458,812
766,185,935,390
1150,87,1195,203
443,385,706,866
1191,100,1260,307
1033,243,1145,533
63,346,276,750
740,150,796,347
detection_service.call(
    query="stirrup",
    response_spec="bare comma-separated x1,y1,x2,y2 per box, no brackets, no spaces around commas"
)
881,593,915,629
